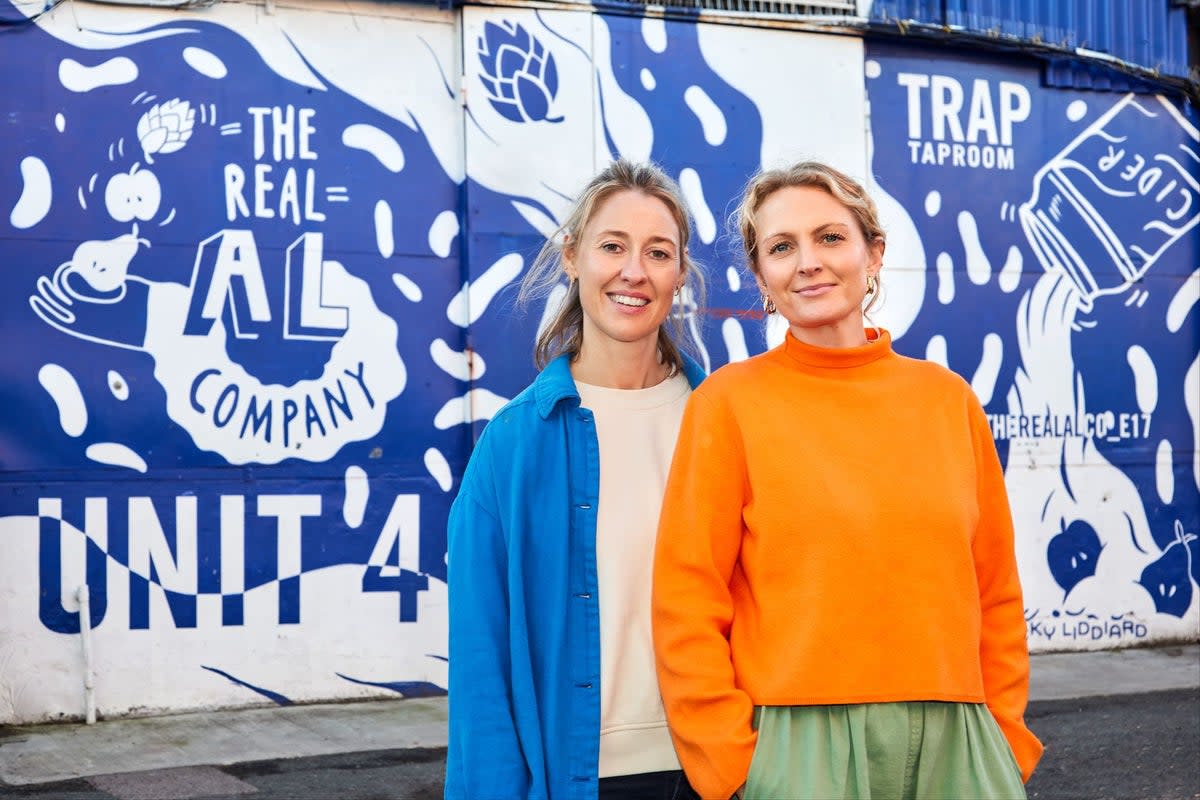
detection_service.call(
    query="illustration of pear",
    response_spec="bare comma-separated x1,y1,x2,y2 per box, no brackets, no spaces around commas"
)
1137,520,1198,617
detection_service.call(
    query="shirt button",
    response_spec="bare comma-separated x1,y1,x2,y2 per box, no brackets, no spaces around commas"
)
574,592,592,599
575,682,593,689
577,503,591,509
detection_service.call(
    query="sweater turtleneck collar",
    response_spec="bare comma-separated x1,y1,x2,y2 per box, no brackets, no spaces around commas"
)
782,327,893,369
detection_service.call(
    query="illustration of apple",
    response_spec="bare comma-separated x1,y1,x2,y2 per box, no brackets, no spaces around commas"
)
1047,518,1103,598
67,231,149,294
105,163,161,223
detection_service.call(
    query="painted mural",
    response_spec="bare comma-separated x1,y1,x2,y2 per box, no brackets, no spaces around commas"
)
863,42,1200,649
0,0,1196,725
0,0,472,722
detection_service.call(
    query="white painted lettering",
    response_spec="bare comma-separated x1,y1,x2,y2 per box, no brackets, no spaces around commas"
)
223,163,250,222
965,78,998,144
897,72,930,139
247,106,272,160
930,75,965,142
998,81,1031,146
299,108,318,160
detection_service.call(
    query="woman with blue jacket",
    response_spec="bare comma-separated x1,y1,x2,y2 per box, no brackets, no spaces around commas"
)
445,159,706,800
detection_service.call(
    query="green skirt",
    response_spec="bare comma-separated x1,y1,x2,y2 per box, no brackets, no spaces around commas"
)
744,702,1026,800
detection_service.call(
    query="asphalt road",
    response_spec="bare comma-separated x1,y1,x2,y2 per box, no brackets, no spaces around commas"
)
1024,688,1200,800
2,688,1197,800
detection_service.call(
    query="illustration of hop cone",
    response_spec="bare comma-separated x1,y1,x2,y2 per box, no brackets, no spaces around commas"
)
136,98,196,164
476,20,562,124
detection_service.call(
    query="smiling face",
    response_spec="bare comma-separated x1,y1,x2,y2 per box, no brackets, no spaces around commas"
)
753,185,884,348
563,189,685,355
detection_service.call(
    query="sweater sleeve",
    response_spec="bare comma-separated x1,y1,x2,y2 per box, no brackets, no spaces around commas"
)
445,436,531,799
967,397,1044,782
652,389,756,800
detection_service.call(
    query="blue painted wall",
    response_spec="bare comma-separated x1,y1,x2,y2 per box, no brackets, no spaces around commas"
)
0,0,1195,722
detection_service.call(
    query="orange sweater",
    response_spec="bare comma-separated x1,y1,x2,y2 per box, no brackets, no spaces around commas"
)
652,329,1042,799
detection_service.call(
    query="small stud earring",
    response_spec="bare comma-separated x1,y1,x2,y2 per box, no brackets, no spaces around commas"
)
762,295,777,314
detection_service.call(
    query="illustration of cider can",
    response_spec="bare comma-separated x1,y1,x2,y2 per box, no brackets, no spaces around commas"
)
1019,94,1199,311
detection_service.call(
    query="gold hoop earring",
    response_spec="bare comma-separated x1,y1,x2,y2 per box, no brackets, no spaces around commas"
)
762,295,776,315
866,274,877,295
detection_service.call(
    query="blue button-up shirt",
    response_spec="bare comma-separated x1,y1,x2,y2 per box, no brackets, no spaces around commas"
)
445,353,705,800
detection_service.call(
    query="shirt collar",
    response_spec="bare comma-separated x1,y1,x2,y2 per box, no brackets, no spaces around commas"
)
782,327,893,369
533,352,706,419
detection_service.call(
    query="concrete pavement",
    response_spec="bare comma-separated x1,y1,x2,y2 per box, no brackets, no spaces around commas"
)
1026,642,1200,701
0,643,1196,788
0,697,448,787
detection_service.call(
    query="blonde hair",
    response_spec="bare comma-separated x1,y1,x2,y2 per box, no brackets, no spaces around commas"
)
519,159,706,371
734,161,886,316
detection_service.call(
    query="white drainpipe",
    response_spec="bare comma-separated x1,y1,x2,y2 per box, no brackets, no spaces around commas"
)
77,585,96,724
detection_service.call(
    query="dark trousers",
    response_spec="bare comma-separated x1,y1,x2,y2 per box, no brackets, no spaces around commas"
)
598,770,702,800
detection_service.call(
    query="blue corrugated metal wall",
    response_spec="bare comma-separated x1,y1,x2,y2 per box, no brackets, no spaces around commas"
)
870,0,1191,80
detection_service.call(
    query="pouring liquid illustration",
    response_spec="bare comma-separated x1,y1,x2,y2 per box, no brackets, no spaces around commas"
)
1019,94,1199,311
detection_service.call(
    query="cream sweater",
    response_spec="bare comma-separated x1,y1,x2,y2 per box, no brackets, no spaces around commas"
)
577,370,690,778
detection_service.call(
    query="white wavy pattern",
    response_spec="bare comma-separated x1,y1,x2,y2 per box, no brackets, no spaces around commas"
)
343,466,369,529
59,57,137,92
38,364,87,438
1126,345,1158,414
447,254,523,327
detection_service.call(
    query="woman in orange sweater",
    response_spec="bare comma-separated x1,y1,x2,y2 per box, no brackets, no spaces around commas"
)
652,161,1042,800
